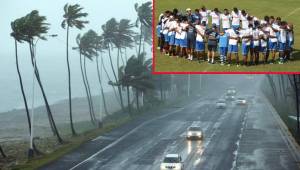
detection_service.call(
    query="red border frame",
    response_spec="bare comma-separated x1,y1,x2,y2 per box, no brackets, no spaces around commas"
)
151,0,300,75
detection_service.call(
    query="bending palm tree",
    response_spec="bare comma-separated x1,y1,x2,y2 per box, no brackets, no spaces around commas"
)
62,3,89,135
23,10,63,144
134,1,152,56
101,18,125,111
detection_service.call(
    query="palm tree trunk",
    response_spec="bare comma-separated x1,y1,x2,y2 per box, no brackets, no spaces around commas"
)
127,86,131,114
108,45,125,111
29,42,63,144
96,55,109,116
101,55,121,105
66,26,76,136
15,40,31,135
138,25,143,56
136,89,140,111
83,57,96,121
79,52,95,124
0,145,6,158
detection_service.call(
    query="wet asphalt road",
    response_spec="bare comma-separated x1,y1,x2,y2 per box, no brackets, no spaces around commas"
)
41,92,300,170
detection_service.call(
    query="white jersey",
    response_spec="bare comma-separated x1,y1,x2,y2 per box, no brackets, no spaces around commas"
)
175,23,182,39
200,10,209,24
168,21,177,36
259,30,268,47
180,23,189,39
210,12,220,26
240,14,249,29
195,25,205,42
252,29,260,46
231,11,240,26
226,29,238,45
239,29,251,45
266,26,277,42
221,14,231,29
278,28,287,43
162,18,170,35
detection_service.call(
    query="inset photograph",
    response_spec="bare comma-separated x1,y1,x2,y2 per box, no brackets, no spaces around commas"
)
153,0,300,73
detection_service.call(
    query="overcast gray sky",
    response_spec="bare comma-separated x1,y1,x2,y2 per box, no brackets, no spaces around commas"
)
0,0,151,112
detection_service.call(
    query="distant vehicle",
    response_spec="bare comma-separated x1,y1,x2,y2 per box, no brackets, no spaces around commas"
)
227,87,237,95
236,98,247,105
160,154,184,170
216,99,226,109
225,94,235,101
186,126,203,140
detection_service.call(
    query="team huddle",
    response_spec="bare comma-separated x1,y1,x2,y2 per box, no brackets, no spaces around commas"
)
156,7,295,66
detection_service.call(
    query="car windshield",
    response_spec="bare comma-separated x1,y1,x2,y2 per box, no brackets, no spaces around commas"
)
189,127,201,131
163,157,180,163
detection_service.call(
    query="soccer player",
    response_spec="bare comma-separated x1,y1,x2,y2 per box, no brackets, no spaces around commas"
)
162,11,171,55
186,21,196,60
267,16,278,64
221,9,231,31
210,8,221,32
231,7,241,31
180,17,189,58
206,24,219,64
174,18,182,57
219,30,229,65
252,21,261,65
259,25,269,64
240,26,252,65
227,28,239,66
277,21,288,64
200,6,209,25
240,10,249,30
286,23,294,60
168,16,177,56
195,20,206,62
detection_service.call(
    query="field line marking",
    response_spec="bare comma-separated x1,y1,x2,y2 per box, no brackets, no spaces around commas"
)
286,7,300,17
69,99,202,170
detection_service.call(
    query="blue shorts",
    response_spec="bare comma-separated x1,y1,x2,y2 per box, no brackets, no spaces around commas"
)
164,34,169,42
180,38,188,48
195,41,205,52
268,42,278,51
232,25,240,31
228,45,238,53
242,43,250,56
260,46,267,53
219,47,227,56
278,42,286,52
169,34,175,45
175,38,181,46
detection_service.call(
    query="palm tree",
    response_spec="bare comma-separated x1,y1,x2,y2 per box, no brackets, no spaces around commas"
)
121,52,153,111
76,32,98,125
62,3,89,136
22,10,63,144
134,1,152,56
94,35,109,116
101,18,125,111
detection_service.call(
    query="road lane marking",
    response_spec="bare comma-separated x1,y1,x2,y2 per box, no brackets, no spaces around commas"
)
70,107,186,170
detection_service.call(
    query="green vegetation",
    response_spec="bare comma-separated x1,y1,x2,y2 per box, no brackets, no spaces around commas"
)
154,0,300,72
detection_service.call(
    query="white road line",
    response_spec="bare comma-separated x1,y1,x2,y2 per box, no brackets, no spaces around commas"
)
286,7,300,17
70,109,186,170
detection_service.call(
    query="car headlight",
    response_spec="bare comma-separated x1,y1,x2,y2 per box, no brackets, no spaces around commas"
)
188,132,192,136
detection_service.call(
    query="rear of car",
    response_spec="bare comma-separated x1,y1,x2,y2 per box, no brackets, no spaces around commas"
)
160,154,184,170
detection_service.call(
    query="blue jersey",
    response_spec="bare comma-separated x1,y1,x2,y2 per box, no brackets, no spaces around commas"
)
219,34,229,47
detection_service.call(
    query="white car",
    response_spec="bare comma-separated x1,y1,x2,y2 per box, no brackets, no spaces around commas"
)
236,98,247,105
227,87,236,95
186,126,203,139
160,154,184,170
216,99,226,109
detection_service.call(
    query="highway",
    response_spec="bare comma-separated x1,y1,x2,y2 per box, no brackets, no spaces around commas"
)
41,90,300,170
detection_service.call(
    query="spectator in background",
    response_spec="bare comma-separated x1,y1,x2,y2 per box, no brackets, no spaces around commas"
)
210,8,221,32
221,9,231,31
231,7,241,31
